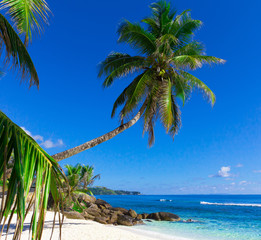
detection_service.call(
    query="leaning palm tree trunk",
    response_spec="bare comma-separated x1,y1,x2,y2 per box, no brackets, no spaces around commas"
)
52,102,146,162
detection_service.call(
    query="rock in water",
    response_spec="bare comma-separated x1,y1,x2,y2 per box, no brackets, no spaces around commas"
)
133,219,144,225
147,212,161,220
147,212,180,221
158,212,180,221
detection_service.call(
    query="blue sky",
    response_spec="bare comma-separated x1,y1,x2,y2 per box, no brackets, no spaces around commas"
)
1,0,261,194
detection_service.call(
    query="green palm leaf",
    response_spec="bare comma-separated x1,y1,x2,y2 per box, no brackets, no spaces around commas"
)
145,0,177,37
173,55,225,70
143,85,159,146
99,52,146,87
169,95,181,138
173,41,205,56
0,111,66,240
124,69,152,112
0,13,39,87
180,70,216,106
0,0,50,43
171,10,202,43
118,20,156,54
119,71,153,119
158,79,173,131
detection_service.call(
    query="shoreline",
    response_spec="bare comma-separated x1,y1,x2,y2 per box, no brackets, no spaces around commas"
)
3,211,193,240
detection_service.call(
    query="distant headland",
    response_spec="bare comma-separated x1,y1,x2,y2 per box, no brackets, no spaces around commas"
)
89,187,141,195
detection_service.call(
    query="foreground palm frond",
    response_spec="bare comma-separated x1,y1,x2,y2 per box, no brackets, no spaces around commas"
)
0,111,67,240
0,13,39,87
0,0,50,43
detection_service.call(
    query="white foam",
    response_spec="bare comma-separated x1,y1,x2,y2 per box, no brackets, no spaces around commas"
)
159,199,173,202
200,201,261,207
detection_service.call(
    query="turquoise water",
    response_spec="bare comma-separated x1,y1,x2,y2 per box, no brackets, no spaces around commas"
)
98,195,261,240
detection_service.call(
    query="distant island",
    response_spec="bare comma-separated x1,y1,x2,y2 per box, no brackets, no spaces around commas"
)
89,186,141,195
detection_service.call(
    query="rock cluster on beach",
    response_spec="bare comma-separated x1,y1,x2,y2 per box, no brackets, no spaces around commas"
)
61,194,180,226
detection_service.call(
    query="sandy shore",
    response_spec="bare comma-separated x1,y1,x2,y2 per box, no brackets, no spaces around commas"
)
2,211,191,240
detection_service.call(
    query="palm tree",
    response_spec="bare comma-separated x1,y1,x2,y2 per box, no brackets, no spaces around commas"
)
65,164,100,192
79,165,100,190
53,0,225,162
0,1,67,240
64,164,100,209
65,164,82,191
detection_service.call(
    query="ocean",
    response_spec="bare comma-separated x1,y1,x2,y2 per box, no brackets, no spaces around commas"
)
97,195,261,240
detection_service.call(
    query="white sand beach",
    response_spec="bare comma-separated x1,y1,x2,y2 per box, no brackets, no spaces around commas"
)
2,211,191,240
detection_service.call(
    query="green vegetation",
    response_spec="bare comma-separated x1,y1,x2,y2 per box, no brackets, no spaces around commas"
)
89,187,141,195
0,0,50,86
59,164,100,213
0,112,66,239
65,163,100,195
53,0,225,161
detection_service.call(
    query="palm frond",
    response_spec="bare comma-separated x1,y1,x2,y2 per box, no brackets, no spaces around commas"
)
146,0,177,37
118,20,156,54
168,95,181,138
158,79,173,131
0,0,50,43
0,111,66,240
155,34,179,56
170,10,202,43
180,70,216,106
143,85,159,146
173,41,205,56
120,70,152,118
170,70,192,105
0,13,39,87
98,52,146,87
173,55,225,70
125,69,152,111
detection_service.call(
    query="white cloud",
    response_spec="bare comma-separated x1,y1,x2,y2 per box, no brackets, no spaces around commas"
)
41,139,64,149
253,170,261,173
239,180,247,185
236,163,243,168
21,127,64,149
218,167,231,177
209,166,231,178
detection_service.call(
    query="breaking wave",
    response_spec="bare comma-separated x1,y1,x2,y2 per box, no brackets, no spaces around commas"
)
200,201,261,207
